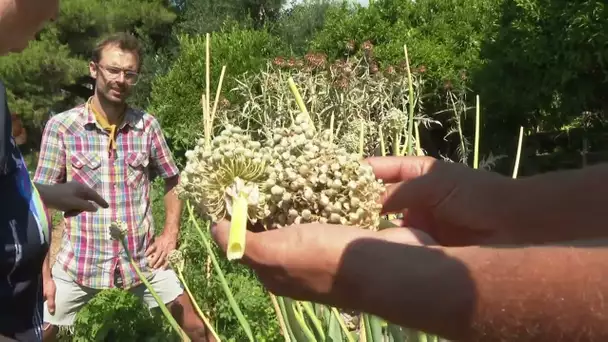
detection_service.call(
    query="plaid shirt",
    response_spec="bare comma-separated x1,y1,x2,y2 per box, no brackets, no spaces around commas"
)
33,101,179,289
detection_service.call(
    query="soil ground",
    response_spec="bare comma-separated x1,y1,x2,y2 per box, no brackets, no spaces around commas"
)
49,217,64,267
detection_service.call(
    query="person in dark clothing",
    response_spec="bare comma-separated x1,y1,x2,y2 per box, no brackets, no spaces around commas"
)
0,1,109,340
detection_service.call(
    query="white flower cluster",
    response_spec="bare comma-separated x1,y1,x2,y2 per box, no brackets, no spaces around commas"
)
178,125,272,225
109,220,127,241
382,107,408,134
177,113,386,231
167,249,185,273
337,116,378,156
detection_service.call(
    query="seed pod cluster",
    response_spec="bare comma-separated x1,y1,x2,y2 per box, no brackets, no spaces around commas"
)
177,113,386,231
167,249,185,273
338,117,378,156
178,125,272,225
109,220,127,240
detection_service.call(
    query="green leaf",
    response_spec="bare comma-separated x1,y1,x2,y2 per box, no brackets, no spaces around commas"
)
326,308,344,342
387,323,406,342
363,314,384,342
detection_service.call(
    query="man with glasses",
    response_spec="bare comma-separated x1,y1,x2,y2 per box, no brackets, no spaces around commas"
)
33,32,216,341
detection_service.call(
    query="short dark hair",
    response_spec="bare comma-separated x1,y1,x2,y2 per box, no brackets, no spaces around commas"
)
91,32,143,70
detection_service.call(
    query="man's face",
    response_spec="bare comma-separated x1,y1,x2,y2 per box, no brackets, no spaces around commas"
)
0,0,59,55
89,45,139,105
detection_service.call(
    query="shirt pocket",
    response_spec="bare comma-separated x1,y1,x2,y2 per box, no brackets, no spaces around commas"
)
70,152,102,190
125,152,149,189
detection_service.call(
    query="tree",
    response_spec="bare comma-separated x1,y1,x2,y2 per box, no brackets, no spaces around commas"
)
148,27,289,165
0,0,177,149
473,0,608,135
174,0,287,36
269,0,337,55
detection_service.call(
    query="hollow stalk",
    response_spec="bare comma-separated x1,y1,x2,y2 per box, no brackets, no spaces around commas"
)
226,194,248,261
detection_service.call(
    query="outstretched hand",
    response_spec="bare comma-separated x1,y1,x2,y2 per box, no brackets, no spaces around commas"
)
208,155,516,304
211,220,434,305
36,181,109,217
365,156,517,245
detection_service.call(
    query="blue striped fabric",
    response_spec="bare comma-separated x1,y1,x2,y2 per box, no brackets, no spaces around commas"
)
0,80,50,341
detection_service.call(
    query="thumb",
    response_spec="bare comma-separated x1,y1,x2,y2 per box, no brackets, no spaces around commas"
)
210,220,231,254
377,227,437,246
45,290,56,315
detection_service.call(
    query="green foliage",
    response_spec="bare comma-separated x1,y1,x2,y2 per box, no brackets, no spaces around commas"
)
54,0,177,57
177,219,282,341
70,289,174,341
270,0,337,54
174,1,255,35
148,27,289,165
312,0,500,93
0,28,85,126
474,0,608,135
174,0,287,36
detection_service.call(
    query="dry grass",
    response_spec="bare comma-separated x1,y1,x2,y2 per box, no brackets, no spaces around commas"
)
49,213,64,267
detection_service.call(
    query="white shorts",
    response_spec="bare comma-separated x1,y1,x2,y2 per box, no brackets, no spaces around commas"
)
42,263,184,327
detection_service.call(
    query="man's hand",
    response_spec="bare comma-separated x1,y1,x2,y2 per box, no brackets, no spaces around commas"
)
43,277,56,315
36,181,109,217
145,232,177,269
365,156,520,245
211,221,434,306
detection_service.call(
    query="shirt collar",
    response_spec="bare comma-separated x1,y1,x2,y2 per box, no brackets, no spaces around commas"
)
82,96,143,131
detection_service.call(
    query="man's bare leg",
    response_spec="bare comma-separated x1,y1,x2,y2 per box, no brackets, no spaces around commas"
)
41,323,59,342
168,293,217,342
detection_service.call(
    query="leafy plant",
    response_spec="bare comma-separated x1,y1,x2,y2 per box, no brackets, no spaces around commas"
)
70,289,174,341
148,26,290,166
217,49,438,158
474,0,608,137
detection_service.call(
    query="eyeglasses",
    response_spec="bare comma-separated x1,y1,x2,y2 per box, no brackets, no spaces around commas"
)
96,63,140,85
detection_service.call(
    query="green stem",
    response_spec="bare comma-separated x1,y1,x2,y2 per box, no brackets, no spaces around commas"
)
331,308,356,342
404,44,416,157
512,126,524,179
378,124,386,157
301,301,326,341
358,119,366,157
473,95,481,169
270,294,292,342
186,201,255,342
277,297,298,341
414,122,423,156
176,270,222,341
449,92,467,163
288,77,314,130
393,130,401,156
120,241,190,341
293,301,318,342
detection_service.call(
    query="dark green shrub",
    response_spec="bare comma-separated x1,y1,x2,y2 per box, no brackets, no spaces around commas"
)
311,0,500,94
474,0,608,135
148,26,289,166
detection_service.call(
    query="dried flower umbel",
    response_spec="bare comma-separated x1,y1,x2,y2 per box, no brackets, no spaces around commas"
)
177,113,386,260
